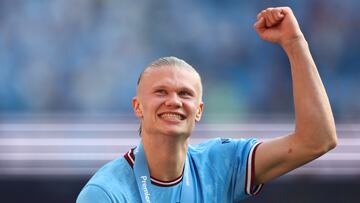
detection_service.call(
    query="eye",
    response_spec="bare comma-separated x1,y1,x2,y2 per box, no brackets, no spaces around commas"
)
179,91,192,97
154,89,166,95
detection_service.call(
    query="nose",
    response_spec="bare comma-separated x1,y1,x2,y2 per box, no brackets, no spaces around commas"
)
164,93,182,108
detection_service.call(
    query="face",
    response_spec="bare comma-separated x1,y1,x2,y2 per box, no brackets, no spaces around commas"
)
132,66,203,138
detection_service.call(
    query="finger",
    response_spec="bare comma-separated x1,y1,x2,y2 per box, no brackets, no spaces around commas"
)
278,7,292,17
272,8,284,22
265,8,276,26
257,10,266,20
253,17,266,31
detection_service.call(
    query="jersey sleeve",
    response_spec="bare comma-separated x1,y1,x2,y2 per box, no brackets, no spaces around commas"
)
193,137,263,201
231,138,264,200
76,184,113,203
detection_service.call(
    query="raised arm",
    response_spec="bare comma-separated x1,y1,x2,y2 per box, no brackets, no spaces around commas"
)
252,7,337,185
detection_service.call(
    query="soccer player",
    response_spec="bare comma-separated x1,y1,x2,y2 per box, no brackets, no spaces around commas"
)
77,7,337,203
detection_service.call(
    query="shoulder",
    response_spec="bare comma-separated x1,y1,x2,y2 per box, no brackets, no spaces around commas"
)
189,137,259,155
89,154,134,187
188,137,261,178
78,151,139,202
76,184,114,203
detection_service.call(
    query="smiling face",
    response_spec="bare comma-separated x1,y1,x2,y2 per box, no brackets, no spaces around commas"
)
133,65,203,138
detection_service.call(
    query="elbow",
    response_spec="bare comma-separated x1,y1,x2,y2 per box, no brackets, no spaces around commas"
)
324,123,338,151
296,114,338,158
326,131,338,151
299,127,338,158
315,130,338,156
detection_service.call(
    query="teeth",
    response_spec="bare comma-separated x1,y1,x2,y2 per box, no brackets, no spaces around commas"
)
160,113,182,120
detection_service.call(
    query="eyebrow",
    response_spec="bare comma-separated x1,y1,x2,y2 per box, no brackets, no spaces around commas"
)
152,85,196,95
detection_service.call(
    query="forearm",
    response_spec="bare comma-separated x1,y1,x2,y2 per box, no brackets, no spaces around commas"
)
283,37,337,153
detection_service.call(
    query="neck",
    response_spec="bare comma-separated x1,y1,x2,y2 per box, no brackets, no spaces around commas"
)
141,132,188,182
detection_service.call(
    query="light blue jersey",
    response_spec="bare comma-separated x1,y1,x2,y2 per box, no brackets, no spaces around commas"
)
77,138,263,203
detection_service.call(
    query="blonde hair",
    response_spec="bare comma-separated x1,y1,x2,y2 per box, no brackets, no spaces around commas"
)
137,56,202,89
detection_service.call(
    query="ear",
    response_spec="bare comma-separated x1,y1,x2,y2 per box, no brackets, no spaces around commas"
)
132,96,143,118
195,102,204,122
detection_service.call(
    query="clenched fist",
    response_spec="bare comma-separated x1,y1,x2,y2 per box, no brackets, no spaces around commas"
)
254,7,304,48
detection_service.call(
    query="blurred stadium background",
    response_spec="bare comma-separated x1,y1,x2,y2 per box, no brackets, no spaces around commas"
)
1,0,359,202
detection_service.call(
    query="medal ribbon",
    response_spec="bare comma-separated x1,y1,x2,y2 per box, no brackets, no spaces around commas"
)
133,143,194,203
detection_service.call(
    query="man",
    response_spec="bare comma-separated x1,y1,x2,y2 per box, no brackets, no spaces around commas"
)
77,7,337,203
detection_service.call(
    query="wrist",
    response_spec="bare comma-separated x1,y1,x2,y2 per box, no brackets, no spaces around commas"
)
281,34,308,54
